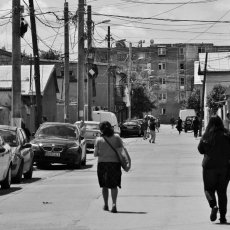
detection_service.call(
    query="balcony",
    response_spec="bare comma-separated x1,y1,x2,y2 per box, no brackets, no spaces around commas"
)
114,85,125,103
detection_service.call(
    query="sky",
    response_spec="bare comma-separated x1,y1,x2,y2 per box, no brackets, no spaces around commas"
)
1,0,230,61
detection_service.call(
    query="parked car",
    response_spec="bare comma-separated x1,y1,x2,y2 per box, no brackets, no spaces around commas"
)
74,121,100,153
0,136,13,189
0,125,34,183
120,121,142,137
31,122,85,169
92,110,120,135
184,116,196,132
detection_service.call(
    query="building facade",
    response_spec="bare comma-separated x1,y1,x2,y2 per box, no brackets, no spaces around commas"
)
94,43,230,123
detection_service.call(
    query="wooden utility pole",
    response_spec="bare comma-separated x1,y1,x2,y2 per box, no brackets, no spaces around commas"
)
64,1,69,122
87,5,92,120
107,26,111,111
29,0,42,129
77,0,85,120
199,52,208,136
127,42,132,120
12,0,22,127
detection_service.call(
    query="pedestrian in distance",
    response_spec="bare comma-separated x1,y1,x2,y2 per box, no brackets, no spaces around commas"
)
192,116,200,138
170,117,175,129
142,117,149,140
198,115,230,224
149,117,156,143
94,121,124,213
176,117,183,134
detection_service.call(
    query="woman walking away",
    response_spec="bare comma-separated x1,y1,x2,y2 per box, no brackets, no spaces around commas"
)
94,121,123,213
176,117,183,134
198,115,230,224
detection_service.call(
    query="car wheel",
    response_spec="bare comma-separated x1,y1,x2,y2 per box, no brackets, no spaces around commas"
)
12,160,23,183
24,163,33,179
184,128,187,133
1,166,11,189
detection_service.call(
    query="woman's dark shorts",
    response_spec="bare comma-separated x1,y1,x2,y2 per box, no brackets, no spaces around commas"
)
97,162,122,188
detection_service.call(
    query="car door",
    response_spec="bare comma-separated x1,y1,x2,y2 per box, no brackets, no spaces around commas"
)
0,137,8,180
18,129,32,172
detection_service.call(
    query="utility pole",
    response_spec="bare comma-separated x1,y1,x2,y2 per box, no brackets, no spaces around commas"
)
199,52,208,136
12,0,21,127
107,26,111,111
77,0,85,120
29,0,42,129
87,5,92,120
64,1,69,122
127,42,132,120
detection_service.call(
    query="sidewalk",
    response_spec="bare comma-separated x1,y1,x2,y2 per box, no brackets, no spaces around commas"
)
77,125,230,230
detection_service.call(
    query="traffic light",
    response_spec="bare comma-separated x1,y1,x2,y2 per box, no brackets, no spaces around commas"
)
20,18,28,38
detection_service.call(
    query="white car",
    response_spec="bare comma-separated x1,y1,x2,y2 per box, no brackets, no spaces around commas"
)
75,121,100,153
0,136,13,189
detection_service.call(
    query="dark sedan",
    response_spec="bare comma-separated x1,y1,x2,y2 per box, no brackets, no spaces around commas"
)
31,122,85,169
120,121,142,137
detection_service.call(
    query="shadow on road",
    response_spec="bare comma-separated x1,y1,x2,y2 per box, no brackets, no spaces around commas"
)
0,187,22,196
35,163,94,171
117,211,147,214
21,177,41,184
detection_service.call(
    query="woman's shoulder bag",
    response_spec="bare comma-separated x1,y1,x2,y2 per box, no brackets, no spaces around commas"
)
103,136,131,172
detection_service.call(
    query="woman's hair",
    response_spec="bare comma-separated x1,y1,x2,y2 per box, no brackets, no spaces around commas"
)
202,115,225,144
99,121,114,137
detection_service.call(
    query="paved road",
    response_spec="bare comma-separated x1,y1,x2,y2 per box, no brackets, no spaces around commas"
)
0,125,229,229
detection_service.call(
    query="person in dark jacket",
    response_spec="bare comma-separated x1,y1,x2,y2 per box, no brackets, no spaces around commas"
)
176,117,183,134
192,116,200,138
149,117,156,143
142,117,149,140
198,115,230,224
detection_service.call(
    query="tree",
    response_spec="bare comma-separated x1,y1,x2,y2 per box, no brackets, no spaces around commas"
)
40,49,62,60
131,85,156,118
206,84,226,115
187,89,201,114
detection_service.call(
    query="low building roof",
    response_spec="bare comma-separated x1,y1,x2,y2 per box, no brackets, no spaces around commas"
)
0,65,55,95
199,52,230,72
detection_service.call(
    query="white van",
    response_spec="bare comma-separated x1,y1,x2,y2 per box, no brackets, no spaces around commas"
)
179,109,196,122
92,111,120,135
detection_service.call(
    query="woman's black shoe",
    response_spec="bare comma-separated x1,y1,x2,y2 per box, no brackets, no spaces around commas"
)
219,217,227,224
210,206,218,221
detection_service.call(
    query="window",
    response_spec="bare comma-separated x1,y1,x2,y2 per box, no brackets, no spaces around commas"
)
158,93,167,100
158,62,166,71
198,47,205,53
180,77,185,90
179,47,184,55
180,63,184,70
158,47,166,56
160,78,166,85
180,77,185,86
161,108,166,115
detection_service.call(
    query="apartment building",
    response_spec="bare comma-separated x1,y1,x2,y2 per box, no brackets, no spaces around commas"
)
94,42,230,123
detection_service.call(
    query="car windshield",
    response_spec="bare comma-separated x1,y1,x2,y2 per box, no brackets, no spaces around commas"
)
37,125,78,139
0,129,17,147
85,123,99,130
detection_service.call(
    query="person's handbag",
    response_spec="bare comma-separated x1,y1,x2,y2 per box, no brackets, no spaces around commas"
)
103,137,131,172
